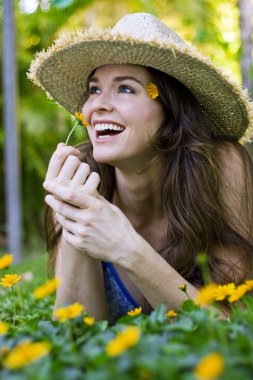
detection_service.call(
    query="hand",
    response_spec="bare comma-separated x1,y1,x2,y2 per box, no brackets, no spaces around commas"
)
44,143,100,197
43,181,141,266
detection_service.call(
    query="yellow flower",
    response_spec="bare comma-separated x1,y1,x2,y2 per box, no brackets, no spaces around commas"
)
214,283,236,301
138,368,151,380
0,254,13,270
127,307,142,317
147,82,159,99
0,322,9,335
194,352,224,380
228,284,248,303
74,112,88,127
179,284,187,292
194,283,218,307
165,310,178,318
0,274,22,287
106,326,141,357
55,302,84,322
32,278,60,299
1,346,10,358
83,316,95,326
3,341,51,370
244,279,253,291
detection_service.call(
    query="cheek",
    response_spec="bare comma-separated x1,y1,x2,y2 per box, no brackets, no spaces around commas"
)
141,103,164,132
82,102,92,124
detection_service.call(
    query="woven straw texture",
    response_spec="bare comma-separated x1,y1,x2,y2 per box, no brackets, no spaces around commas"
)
28,13,253,142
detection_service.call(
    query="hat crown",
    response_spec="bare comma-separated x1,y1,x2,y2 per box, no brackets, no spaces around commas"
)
111,13,185,45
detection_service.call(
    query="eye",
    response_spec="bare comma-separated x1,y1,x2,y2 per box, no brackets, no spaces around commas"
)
118,85,134,94
88,86,101,95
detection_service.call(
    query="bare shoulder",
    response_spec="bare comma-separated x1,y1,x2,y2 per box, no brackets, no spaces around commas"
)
216,141,253,242
216,141,253,196
216,141,251,178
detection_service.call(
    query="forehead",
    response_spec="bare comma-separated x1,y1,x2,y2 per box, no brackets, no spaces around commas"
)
90,64,152,82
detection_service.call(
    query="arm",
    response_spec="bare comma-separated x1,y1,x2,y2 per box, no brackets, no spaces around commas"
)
54,237,107,320
44,143,107,320
44,185,202,312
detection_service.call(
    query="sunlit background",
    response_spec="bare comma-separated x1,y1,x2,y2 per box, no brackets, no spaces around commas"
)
1,0,252,260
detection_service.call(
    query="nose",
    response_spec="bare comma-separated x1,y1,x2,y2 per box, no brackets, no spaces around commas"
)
90,91,114,113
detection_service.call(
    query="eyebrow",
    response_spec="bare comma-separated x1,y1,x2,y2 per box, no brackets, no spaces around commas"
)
89,76,144,87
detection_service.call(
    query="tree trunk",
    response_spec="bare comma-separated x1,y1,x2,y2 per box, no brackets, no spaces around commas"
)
238,0,253,94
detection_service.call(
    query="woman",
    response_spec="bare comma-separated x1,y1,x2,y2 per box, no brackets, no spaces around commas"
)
29,13,253,323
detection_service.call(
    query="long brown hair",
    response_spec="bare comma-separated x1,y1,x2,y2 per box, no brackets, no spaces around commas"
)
45,67,253,287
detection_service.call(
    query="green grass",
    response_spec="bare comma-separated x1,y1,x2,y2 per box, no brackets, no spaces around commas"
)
1,255,253,379
11,254,48,286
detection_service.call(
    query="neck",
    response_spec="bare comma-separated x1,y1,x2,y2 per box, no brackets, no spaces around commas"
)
113,157,164,228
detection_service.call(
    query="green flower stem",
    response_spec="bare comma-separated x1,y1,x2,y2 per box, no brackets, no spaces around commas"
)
11,286,16,326
66,320,77,352
65,121,79,145
184,291,191,300
15,283,24,314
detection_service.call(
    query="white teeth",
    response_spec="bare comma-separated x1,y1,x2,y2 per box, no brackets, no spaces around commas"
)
95,123,125,132
98,135,111,139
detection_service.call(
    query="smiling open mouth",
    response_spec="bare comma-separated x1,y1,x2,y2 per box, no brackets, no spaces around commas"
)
95,123,125,139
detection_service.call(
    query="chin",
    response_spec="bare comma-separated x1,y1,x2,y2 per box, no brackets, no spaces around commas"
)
92,153,115,165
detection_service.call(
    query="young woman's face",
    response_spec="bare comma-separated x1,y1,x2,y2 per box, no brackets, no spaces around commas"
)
82,64,165,169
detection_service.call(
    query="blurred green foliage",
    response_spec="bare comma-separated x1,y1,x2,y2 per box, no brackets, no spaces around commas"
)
0,0,248,253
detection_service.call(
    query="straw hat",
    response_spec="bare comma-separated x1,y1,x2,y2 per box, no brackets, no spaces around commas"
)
28,12,253,142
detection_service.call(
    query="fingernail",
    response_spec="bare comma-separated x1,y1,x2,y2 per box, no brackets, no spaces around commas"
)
57,142,66,148
45,194,50,202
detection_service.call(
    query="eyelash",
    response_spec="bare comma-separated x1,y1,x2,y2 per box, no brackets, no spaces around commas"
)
88,85,135,95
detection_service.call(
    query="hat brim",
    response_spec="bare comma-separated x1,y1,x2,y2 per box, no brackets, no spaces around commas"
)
30,36,253,142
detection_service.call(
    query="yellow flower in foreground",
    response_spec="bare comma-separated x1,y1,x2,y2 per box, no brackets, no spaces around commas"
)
83,316,95,326
147,82,159,99
194,352,224,380
165,310,178,318
138,368,151,380
32,278,60,299
0,254,13,270
0,322,9,335
3,341,51,370
195,283,218,307
127,307,142,317
244,279,253,291
228,284,248,303
55,302,84,323
106,326,141,357
214,283,236,301
179,284,187,292
1,346,10,358
74,112,88,127
0,274,22,287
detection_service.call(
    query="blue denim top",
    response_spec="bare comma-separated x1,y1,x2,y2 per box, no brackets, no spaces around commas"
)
102,262,139,325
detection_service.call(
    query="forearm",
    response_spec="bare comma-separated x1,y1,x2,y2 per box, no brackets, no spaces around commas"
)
54,236,108,320
122,236,199,310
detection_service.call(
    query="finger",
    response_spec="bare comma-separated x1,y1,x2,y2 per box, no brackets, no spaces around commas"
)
44,182,100,209
45,194,81,221
57,155,81,182
56,213,77,234
81,172,100,196
62,228,82,248
46,145,80,180
70,163,91,187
